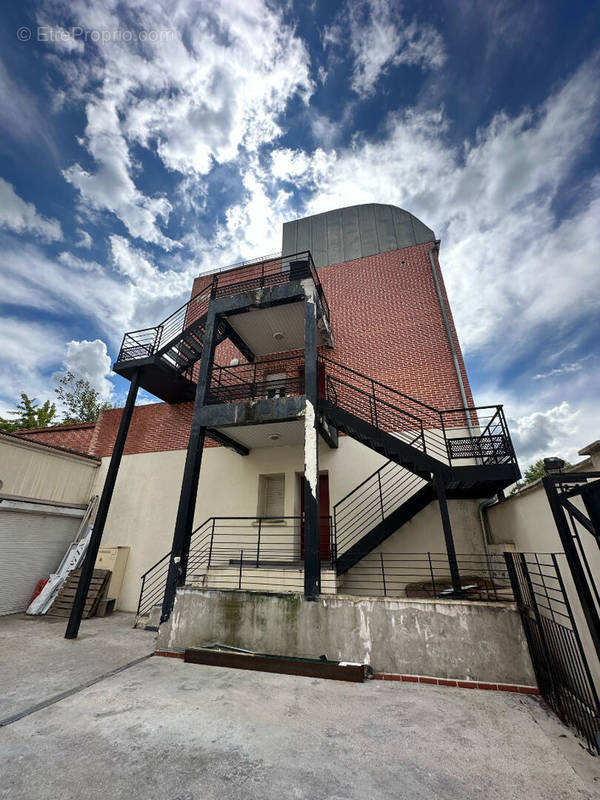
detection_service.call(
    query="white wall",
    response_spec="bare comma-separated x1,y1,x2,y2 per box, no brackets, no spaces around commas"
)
0,434,99,506
94,437,390,612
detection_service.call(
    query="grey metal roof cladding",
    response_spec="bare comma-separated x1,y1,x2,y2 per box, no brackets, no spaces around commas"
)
281,203,436,269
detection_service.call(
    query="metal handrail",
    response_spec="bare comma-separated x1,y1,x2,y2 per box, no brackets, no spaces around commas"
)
318,354,441,414
136,514,337,617
118,251,329,368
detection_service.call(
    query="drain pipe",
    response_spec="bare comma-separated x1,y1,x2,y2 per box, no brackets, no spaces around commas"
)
428,242,475,435
478,497,497,577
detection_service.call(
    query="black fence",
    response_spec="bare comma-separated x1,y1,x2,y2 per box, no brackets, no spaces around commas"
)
506,551,600,753
137,546,516,618
338,551,513,601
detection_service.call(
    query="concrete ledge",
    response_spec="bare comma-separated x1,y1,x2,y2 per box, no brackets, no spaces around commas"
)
158,587,536,686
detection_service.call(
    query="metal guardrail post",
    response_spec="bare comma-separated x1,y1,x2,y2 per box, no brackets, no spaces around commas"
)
427,552,437,596
239,550,244,589
208,518,215,568
330,516,336,566
137,575,145,617
440,411,449,463
251,361,257,399
377,472,385,523
256,519,262,568
380,553,387,596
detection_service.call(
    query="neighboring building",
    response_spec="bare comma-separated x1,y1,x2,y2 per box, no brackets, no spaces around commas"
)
0,431,99,614
17,203,520,617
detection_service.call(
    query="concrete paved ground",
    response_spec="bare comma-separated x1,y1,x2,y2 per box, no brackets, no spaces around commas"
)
0,612,156,720
1,613,598,799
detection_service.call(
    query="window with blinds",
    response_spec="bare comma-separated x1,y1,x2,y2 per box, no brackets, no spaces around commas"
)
259,474,285,519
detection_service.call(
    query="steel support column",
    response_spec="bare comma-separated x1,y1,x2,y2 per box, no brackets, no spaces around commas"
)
65,369,140,639
303,292,320,600
434,473,462,595
161,307,219,624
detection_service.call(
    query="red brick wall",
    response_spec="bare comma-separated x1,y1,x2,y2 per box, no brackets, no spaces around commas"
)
90,402,196,458
16,422,96,454
318,243,474,410
32,242,474,459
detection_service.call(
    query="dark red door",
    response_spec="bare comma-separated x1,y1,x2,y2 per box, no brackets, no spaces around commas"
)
299,364,327,398
300,474,331,560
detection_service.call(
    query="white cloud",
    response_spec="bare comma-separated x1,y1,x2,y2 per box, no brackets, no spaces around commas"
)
47,0,312,248
108,235,195,327
57,250,102,272
266,56,600,365
36,23,85,53
0,235,131,344
63,94,179,250
324,0,446,97
532,354,596,380
0,316,65,416
510,402,580,465
74,229,92,248
61,339,114,400
0,178,62,241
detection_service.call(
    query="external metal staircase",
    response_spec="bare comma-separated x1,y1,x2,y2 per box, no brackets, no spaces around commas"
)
333,461,435,574
116,249,519,620
132,350,519,619
318,354,518,492
114,251,328,402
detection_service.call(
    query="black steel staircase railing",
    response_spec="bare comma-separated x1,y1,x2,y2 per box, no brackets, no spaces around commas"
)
205,352,517,469
333,454,430,558
136,515,335,619
318,354,516,468
209,353,305,404
116,251,328,375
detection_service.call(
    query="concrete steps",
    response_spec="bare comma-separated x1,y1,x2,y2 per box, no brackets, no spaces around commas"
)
189,565,340,594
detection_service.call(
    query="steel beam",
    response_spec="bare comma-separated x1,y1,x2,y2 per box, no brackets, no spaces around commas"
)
161,307,219,624
218,317,255,364
433,473,462,596
206,428,249,456
303,292,320,600
318,416,338,449
580,479,600,544
65,369,140,639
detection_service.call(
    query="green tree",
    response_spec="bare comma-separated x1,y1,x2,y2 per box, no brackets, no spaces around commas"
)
0,393,57,432
55,371,113,423
511,457,573,494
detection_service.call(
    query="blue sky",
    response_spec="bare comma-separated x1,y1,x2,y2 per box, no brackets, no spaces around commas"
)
0,0,598,466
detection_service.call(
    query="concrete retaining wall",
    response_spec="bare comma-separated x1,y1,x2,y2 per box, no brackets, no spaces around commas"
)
158,588,536,685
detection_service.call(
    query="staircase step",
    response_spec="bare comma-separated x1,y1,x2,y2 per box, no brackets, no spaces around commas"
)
182,332,204,353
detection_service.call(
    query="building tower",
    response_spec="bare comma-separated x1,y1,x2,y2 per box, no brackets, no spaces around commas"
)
65,203,519,638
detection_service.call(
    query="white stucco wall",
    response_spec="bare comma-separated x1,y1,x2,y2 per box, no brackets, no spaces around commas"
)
94,436,491,613
94,437,391,612
0,434,99,506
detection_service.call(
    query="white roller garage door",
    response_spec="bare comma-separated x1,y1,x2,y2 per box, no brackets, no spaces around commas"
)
0,500,85,615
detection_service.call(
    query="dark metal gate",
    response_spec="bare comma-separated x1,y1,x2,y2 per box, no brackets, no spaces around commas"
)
505,551,600,752
505,471,600,753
